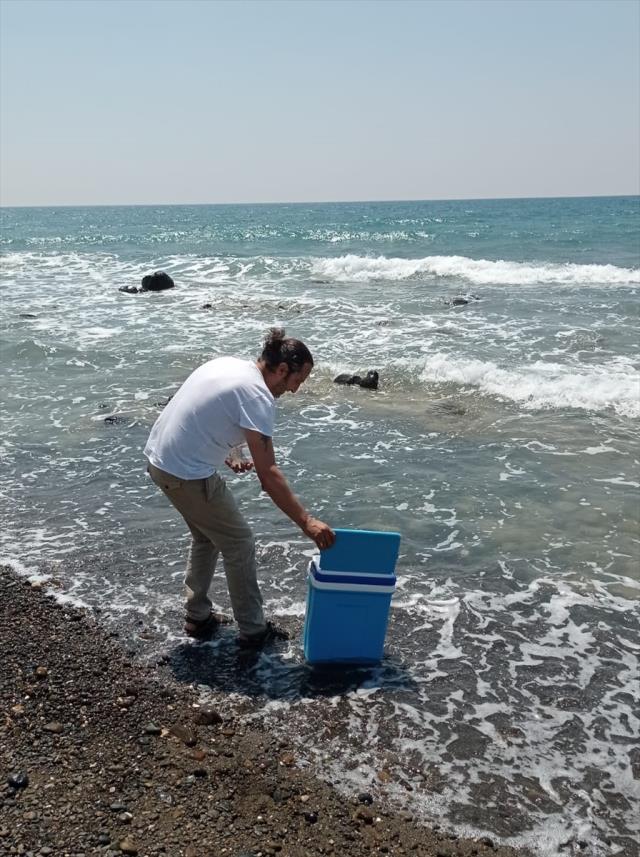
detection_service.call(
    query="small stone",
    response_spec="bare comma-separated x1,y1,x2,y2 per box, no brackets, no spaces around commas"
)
110,802,127,813
357,792,373,805
119,837,138,854
170,724,197,746
192,749,206,761
303,811,318,824
479,837,495,849
97,834,111,845
144,723,161,735
43,721,63,734
354,806,375,825
119,811,133,823
8,772,29,789
279,752,295,767
11,704,25,717
194,708,223,726
299,794,310,803
377,768,392,783
35,666,48,679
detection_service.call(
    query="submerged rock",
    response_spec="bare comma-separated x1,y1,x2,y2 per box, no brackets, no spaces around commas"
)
333,370,379,390
449,294,481,306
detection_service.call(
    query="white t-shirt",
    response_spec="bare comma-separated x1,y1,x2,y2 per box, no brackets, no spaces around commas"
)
144,357,275,479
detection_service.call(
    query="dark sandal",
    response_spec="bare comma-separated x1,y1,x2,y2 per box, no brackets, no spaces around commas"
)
184,611,231,640
237,621,290,650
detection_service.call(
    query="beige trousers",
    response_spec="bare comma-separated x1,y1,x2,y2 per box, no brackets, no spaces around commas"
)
147,463,265,636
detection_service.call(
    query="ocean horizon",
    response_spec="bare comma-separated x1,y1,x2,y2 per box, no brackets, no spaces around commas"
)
3,192,639,210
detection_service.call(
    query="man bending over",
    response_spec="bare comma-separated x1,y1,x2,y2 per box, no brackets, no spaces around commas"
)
144,328,335,648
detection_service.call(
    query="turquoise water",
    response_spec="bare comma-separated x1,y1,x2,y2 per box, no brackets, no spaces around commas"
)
1,197,639,855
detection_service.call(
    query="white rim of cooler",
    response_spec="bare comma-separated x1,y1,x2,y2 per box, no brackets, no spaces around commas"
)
308,574,396,595
309,558,396,580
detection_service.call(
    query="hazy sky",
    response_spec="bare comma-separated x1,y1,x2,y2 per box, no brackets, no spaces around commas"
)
1,0,638,206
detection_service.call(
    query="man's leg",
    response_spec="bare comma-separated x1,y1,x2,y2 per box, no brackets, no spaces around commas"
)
184,522,219,623
148,464,266,637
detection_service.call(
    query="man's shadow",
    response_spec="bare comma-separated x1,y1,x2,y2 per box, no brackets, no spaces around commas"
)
165,624,417,701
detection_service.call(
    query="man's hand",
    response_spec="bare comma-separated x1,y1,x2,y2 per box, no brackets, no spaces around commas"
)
224,458,254,474
302,516,336,550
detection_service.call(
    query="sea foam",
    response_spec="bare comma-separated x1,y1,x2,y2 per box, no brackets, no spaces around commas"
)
312,254,640,286
420,354,640,417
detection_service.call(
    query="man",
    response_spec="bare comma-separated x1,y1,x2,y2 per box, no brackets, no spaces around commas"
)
144,328,335,648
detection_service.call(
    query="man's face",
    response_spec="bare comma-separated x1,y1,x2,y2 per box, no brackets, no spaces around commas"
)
272,362,313,398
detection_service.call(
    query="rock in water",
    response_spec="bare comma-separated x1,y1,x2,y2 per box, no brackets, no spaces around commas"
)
333,370,379,390
140,271,175,292
334,373,361,385
358,370,379,389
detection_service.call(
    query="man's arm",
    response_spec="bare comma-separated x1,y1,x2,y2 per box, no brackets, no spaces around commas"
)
244,429,335,550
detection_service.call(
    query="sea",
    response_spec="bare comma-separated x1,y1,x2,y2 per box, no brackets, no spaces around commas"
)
1,196,639,856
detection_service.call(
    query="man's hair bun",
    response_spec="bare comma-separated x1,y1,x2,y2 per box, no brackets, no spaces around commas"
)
260,328,314,372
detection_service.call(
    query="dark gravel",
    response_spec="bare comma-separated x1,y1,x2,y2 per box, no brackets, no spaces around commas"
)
1,566,527,857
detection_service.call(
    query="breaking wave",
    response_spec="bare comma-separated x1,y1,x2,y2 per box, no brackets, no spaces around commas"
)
420,355,640,417
312,254,640,286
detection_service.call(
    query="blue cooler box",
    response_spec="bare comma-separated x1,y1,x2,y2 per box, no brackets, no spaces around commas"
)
303,528,401,664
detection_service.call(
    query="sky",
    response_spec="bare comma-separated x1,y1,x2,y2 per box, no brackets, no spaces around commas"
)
1,0,639,206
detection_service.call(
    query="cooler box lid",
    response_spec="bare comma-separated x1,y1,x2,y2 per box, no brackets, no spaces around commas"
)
319,528,401,575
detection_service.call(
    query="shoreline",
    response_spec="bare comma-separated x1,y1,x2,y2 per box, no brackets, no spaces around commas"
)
1,565,526,857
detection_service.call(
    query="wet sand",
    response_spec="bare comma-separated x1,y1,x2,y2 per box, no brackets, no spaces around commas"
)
1,566,527,857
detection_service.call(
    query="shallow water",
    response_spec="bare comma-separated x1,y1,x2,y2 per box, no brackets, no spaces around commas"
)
1,197,639,856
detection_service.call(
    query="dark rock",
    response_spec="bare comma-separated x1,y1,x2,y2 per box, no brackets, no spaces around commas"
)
194,707,223,726
450,295,480,306
354,806,375,824
19,313,38,319
43,721,64,733
144,723,161,736
153,396,173,408
333,370,379,390
7,772,29,789
118,286,140,295
140,271,175,292
303,811,318,824
104,415,129,426
201,303,213,310
358,370,379,389
357,792,373,805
